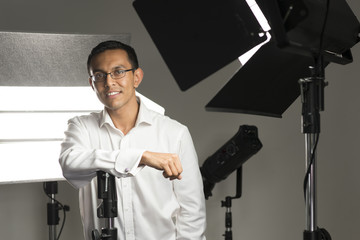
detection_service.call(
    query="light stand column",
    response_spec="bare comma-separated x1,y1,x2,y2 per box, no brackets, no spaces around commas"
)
305,133,317,232
221,167,242,240
44,181,59,240
299,55,330,240
92,171,118,240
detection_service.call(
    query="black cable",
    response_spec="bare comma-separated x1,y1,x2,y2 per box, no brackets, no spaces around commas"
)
319,227,332,240
43,183,69,240
303,133,320,201
317,0,331,59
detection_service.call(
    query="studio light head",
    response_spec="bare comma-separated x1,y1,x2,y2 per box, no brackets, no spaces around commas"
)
201,125,262,199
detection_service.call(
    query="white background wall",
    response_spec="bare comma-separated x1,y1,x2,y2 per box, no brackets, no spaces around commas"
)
0,0,359,239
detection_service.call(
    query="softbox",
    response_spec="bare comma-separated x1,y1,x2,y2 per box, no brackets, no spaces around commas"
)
133,0,267,91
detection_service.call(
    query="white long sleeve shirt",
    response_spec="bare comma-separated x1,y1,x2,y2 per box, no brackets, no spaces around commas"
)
59,96,206,240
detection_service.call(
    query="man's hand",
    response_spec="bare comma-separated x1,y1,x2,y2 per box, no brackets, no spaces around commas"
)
140,151,183,180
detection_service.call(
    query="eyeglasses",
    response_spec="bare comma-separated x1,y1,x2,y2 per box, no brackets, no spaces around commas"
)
90,68,136,83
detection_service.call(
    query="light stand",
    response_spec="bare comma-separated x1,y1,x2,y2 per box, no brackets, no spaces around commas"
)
92,171,118,240
45,181,59,240
44,181,69,240
299,55,331,240
221,167,242,240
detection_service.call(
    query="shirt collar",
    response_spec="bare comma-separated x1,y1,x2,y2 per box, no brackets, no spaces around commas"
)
135,96,154,126
99,96,154,128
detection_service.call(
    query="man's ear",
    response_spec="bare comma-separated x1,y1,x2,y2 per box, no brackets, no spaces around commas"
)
133,68,144,88
89,77,95,90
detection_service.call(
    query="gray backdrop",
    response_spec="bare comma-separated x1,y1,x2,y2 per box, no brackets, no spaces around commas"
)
0,32,129,86
0,0,359,240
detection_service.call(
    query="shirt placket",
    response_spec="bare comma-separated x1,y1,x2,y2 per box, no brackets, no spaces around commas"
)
120,136,135,240
121,178,134,240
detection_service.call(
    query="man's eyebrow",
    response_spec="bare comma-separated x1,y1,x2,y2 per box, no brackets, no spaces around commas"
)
91,65,126,73
112,65,127,70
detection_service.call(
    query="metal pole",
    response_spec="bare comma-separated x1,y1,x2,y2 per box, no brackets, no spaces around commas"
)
45,182,59,240
305,133,317,232
49,193,57,240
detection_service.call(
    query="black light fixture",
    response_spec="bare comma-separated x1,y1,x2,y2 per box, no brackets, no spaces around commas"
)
200,125,262,199
200,125,262,239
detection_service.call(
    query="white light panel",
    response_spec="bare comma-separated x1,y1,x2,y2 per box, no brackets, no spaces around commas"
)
0,86,103,111
0,86,101,184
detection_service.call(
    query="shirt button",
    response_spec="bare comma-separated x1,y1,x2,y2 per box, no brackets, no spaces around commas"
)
125,167,130,173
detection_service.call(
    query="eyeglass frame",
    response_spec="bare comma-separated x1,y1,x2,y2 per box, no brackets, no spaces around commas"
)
90,68,137,83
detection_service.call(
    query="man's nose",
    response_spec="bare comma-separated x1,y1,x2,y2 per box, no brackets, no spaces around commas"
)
104,73,116,86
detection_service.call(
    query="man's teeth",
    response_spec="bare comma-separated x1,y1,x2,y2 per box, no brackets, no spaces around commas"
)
107,92,119,96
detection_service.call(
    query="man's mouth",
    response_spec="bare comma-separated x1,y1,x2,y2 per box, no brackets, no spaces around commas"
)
106,91,120,96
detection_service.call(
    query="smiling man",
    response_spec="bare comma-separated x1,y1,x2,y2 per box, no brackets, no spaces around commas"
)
59,40,206,240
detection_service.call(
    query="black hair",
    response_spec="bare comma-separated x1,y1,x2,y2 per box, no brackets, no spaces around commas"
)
87,40,139,74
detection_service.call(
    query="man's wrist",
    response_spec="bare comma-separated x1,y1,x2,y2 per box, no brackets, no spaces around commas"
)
140,150,149,166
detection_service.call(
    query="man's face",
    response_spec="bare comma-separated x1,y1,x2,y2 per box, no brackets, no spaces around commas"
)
88,49,142,113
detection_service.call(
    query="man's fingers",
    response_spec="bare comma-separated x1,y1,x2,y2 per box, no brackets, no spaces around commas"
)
169,158,183,180
163,171,182,180
169,160,179,176
169,154,182,175
163,161,182,180
174,158,183,175
163,165,173,178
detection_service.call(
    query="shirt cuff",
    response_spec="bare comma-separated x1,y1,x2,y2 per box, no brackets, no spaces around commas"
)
114,148,146,176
